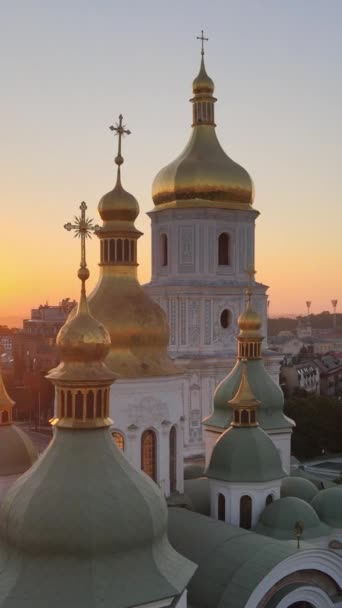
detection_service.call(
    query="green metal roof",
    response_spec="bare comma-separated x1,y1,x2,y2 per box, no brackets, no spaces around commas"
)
281,476,318,503
311,487,342,527
206,426,286,483
203,359,294,431
255,496,331,540
184,478,210,516
0,427,196,607
168,508,299,608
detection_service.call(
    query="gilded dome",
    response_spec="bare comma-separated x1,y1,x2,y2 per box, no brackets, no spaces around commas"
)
238,300,262,334
57,290,111,364
192,56,214,94
98,169,139,225
152,55,254,211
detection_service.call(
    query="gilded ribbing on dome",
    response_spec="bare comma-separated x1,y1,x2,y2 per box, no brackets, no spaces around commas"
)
88,117,179,377
48,202,115,429
152,34,254,211
237,270,263,360
229,362,260,427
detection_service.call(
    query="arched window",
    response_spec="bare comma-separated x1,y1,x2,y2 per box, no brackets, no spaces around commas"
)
60,390,65,418
234,410,239,424
220,309,231,329
266,494,273,506
160,233,168,267
169,425,177,493
241,410,249,425
104,240,108,262
218,493,225,521
109,239,115,262
112,431,125,451
117,239,123,262
218,232,230,265
240,495,252,530
86,391,94,419
250,410,256,424
67,391,72,417
1,411,9,424
141,429,157,482
75,391,83,419
96,390,102,417
124,239,130,261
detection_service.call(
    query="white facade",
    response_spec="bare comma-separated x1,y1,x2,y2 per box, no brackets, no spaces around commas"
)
209,477,281,528
145,206,281,457
109,375,185,496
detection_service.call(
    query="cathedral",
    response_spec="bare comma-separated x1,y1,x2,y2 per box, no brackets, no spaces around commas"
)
0,35,342,608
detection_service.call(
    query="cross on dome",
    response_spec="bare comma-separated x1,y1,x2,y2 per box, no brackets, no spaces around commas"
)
109,114,131,167
196,29,208,55
64,202,100,289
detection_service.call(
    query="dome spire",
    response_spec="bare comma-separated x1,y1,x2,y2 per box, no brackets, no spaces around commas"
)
237,268,263,360
229,361,260,427
192,30,215,124
48,201,114,429
196,29,208,56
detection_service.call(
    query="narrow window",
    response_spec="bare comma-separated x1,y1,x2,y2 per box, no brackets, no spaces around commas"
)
266,494,273,506
67,391,72,417
2,411,9,424
218,232,230,265
124,239,130,261
112,431,125,451
218,493,225,521
86,391,94,419
250,410,256,424
130,240,134,262
104,240,108,262
240,495,252,530
75,391,83,419
234,410,239,424
160,233,168,267
141,429,157,482
169,425,177,493
96,390,102,417
117,239,123,261
241,410,249,425
220,309,231,329
109,239,115,262
60,390,65,418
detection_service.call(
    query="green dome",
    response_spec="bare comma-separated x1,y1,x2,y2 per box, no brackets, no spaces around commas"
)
255,496,330,540
281,476,319,503
206,426,286,483
0,427,195,607
184,463,205,480
311,487,342,527
203,359,294,431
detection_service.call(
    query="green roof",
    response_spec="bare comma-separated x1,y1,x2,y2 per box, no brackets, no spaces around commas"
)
255,496,330,540
281,476,318,503
184,463,205,480
311,487,342,527
184,478,210,515
0,427,196,608
206,426,286,483
203,359,294,431
168,508,300,608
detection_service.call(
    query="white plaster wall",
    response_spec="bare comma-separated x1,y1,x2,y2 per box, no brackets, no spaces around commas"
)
109,375,185,496
209,478,282,528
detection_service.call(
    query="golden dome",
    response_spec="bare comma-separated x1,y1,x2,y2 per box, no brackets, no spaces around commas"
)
98,169,139,227
152,54,254,211
57,288,111,364
192,56,214,94
238,298,262,335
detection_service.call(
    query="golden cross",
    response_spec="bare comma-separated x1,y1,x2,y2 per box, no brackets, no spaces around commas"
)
109,114,131,166
246,266,257,288
196,29,208,56
64,202,100,274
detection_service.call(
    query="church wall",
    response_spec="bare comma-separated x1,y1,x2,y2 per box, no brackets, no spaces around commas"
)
109,375,185,496
209,478,281,528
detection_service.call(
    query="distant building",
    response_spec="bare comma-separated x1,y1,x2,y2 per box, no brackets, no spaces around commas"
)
23,298,76,341
280,353,342,398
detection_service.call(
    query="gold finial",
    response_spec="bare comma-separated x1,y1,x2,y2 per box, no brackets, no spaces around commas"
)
64,202,100,292
196,29,208,56
109,114,131,168
246,266,257,302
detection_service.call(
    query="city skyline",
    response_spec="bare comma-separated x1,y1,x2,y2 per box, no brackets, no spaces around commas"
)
0,0,341,323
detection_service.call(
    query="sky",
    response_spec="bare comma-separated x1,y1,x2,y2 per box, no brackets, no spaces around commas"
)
0,0,341,324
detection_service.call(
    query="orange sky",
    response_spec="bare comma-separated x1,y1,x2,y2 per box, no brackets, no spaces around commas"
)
0,1,341,325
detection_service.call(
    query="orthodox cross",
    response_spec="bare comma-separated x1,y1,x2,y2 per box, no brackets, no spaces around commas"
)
245,266,257,304
64,202,100,274
109,114,131,165
196,30,208,55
